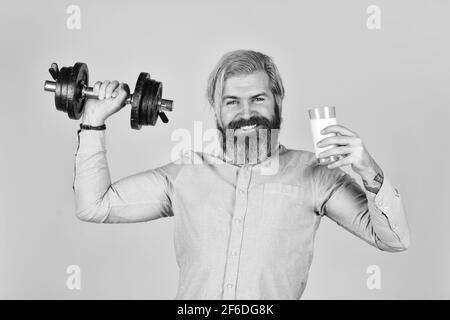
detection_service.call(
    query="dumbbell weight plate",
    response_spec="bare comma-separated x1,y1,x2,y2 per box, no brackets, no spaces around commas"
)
61,67,72,114
141,79,162,126
131,72,151,130
67,62,89,120
55,67,69,113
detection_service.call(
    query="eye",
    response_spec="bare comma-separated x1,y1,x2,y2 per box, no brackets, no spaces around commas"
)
252,96,265,103
225,100,238,106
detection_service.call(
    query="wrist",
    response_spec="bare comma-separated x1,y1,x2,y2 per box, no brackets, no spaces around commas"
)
81,114,106,127
358,166,378,182
355,157,382,180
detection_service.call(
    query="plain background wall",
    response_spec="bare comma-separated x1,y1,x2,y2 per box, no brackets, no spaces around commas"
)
0,0,449,299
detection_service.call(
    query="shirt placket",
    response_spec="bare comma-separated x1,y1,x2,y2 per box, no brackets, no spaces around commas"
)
222,164,252,299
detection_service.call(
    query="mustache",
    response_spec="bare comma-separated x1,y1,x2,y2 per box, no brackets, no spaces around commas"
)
227,115,275,130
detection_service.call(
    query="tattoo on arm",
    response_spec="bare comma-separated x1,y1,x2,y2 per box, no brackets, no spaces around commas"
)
363,172,384,194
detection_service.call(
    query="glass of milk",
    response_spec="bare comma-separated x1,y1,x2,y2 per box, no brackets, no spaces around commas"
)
308,106,341,165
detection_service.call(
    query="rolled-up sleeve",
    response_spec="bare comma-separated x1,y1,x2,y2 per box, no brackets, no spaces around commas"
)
312,165,410,252
73,130,181,223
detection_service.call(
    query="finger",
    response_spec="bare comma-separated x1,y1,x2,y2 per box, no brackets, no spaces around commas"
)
105,80,119,99
327,154,354,169
317,135,356,148
321,125,357,137
92,81,102,96
318,146,353,159
98,80,110,100
113,83,130,103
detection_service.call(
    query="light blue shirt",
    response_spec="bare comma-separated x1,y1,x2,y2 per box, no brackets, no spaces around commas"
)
73,130,410,299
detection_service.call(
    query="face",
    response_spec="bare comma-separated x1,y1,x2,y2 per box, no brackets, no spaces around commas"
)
218,70,279,132
216,71,281,163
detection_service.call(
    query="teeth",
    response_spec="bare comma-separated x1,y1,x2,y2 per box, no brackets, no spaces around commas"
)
240,124,257,131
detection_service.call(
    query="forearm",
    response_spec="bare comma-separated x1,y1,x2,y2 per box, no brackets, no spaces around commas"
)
363,175,411,251
323,170,410,252
73,129,113,222
354,160,410,250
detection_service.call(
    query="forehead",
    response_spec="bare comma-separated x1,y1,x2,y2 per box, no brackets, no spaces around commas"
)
222,71,270,97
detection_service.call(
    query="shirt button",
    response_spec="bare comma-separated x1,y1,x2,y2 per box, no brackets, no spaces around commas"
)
238,188,245,195
235,218,242,225
226,283,234,289
231,250,238,256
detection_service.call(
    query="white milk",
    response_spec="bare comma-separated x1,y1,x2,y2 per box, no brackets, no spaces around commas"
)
309,117,337,158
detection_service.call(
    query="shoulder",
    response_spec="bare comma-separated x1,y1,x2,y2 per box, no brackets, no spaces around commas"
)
280,145,316,167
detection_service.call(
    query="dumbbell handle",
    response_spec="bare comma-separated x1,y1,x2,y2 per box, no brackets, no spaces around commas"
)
44,80,173,112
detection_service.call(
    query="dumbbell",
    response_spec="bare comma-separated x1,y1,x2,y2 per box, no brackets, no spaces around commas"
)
43,62,173,129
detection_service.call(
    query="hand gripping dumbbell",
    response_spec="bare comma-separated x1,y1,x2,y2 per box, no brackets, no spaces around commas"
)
44,62,173,129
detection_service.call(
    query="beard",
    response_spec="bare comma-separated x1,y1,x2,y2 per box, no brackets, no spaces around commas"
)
217,104,282,165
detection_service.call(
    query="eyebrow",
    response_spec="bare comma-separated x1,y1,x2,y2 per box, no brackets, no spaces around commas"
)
222,92,269,102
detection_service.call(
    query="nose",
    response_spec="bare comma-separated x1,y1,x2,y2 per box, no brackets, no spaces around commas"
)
240,100,252,119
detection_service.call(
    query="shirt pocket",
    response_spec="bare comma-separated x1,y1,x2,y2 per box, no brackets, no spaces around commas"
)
262,183,313,230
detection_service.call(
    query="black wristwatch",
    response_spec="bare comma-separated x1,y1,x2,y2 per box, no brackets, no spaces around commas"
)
79,123,106,131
